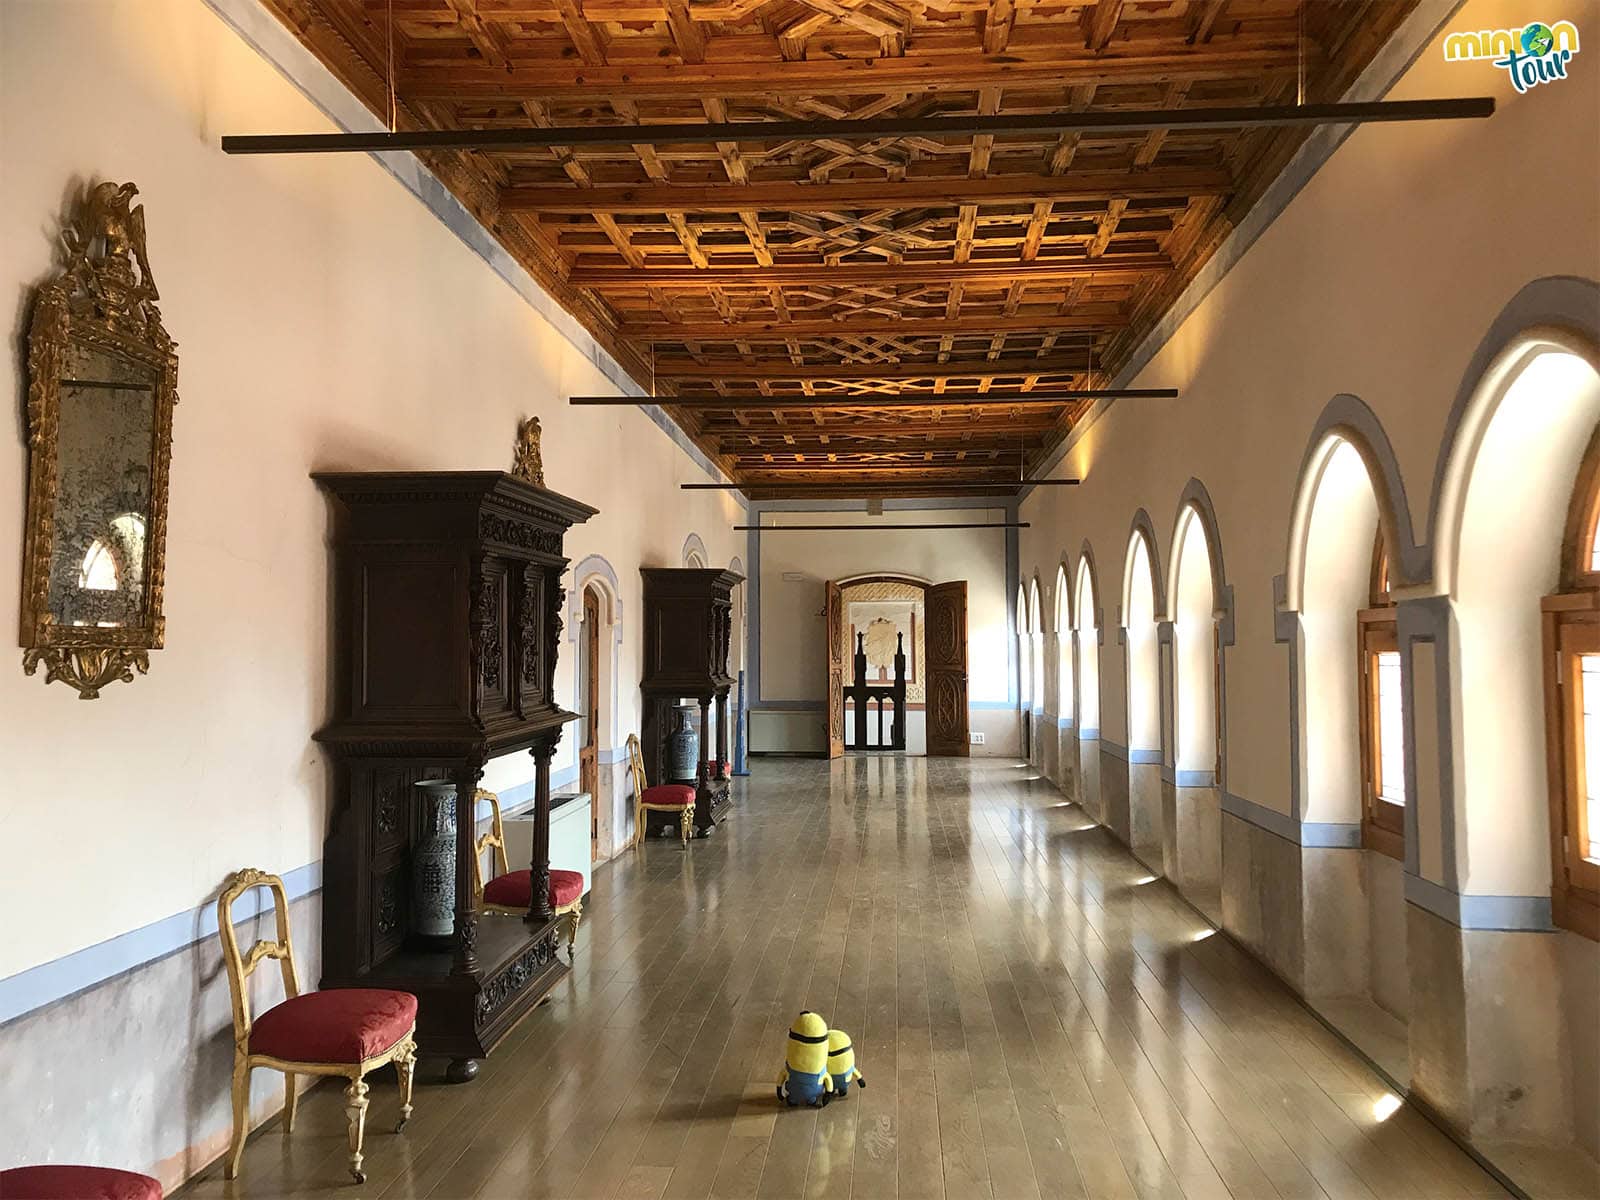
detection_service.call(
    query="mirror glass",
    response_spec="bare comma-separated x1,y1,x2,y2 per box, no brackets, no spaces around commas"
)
46,342,157,629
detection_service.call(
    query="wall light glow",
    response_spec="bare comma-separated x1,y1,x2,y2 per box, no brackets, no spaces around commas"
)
1191,928,1215,941
1372,1093,1402,1121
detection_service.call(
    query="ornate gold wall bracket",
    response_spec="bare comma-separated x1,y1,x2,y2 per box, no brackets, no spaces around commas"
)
22,647,150,700
19,181,178,698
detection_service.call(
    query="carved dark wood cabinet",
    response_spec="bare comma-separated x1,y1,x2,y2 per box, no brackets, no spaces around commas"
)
314,471,596,1081
639,567,742,836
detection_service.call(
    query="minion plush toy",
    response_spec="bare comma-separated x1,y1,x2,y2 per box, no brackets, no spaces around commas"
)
826,1029,866,1097
776,1011,834,1107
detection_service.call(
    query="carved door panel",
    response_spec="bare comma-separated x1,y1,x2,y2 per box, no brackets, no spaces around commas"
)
472,558,512,721
825,580,845,759
926,581,969,757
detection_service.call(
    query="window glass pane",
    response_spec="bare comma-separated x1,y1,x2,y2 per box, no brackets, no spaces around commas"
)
1377,650,1406,805
1583,653,1600,862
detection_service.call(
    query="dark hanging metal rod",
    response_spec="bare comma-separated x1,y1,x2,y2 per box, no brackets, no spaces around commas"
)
735,522,1030,531
681,481,1079,491
574,389,1175,408
222,98,1493,156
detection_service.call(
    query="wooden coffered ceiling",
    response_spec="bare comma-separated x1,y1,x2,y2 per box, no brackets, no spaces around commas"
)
260,0,1419,495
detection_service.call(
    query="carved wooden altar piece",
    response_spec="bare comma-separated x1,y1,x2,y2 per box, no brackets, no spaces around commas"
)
639,567,742,836
314,471,596,1081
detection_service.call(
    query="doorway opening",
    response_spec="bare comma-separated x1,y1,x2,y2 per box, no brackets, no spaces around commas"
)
826,575,969,757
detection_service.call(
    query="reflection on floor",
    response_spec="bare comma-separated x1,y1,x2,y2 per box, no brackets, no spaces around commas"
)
184,757,1517,1199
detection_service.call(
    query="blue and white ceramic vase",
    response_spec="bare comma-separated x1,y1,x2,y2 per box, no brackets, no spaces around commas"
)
667,704,700,781
412,778,458,938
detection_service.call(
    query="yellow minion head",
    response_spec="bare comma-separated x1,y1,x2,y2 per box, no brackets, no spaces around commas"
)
826,1028,855,1076
786,1011,830,1075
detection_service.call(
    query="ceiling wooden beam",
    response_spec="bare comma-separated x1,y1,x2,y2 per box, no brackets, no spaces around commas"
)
499,168,1232,214
620,312,1128,341
570,254,1170,289
394,44,1316,102
647,357,1132,381
697,416,1066,438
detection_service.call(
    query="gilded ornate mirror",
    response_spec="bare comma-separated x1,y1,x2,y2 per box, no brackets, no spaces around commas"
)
20,182,178,698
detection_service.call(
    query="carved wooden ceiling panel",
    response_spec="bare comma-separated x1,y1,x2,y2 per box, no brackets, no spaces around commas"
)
260,0,1418,494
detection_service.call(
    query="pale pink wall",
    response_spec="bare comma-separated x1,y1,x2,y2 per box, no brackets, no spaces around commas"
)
0,0,741,979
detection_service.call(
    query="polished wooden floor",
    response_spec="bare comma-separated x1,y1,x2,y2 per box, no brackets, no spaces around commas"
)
189,757,1509,1199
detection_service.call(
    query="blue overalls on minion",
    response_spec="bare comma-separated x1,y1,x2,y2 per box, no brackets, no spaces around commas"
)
777,1011,834,1107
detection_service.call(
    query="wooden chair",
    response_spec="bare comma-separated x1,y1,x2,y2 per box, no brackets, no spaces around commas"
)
626,733,696,847
469,788,584,958
217,869,418,1185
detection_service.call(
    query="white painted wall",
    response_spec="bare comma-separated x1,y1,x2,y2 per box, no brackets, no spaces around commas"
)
0,0,740,981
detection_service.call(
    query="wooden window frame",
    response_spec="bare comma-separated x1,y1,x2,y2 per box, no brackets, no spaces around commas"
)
1542,430,1600,940
1358,538,1404,860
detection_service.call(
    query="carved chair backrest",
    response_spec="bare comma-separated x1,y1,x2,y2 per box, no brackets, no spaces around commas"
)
470,788,510,901
216,869,299,1048
626,733,649,795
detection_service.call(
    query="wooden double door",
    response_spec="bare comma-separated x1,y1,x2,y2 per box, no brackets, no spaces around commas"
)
825,579,968,758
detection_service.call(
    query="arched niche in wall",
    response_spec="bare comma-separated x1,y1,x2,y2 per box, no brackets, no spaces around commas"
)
1016,582,1032,710
1028,576,1044,716
1055,560,1073,725
1074,549,1101,737
1285,425,1401,829
1122,517,1161,757
1168,490,1224,783
1433,329,1600,904
682,531,709,569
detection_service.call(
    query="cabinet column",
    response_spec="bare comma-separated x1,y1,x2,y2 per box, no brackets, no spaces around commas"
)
451,757,484,977
695,696,714,836
526,733,559,923
715,691,730,780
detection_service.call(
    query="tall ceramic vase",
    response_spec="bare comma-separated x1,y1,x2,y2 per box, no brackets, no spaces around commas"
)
667,704,700,781
412,778,458,940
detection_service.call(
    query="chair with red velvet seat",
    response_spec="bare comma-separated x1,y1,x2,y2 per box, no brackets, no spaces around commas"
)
469,789,584,958
217,869,418,1185
626,733,695,847
0,1165,161,1199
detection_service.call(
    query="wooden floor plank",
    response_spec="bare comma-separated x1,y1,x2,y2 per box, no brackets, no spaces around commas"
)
182,758,1515,1200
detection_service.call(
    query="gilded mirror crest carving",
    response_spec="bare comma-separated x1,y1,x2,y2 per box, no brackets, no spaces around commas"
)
20,181,178,698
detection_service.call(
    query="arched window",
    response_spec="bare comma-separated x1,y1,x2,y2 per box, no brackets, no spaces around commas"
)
1544,430,1600,938
79,540,119,591
1359,537,1404,859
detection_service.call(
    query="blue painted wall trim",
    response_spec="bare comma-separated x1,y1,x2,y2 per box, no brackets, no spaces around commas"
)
1405,874,1555,932
0,861,322,1027
1100,740,1128,761
1175,769,1216,787
1128,748,1162,765
1223,791,1362,848
1078,727,1100,741
1057,716,1075,730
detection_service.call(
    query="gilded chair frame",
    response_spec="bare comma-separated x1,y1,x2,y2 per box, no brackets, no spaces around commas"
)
217,868,416,1185
469,788,582,958
627,733,693,847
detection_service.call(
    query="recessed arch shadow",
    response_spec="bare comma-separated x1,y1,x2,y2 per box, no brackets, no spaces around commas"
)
1283,396,1418,613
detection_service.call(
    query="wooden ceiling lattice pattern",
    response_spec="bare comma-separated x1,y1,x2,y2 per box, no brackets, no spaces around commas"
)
262,0,1419,494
